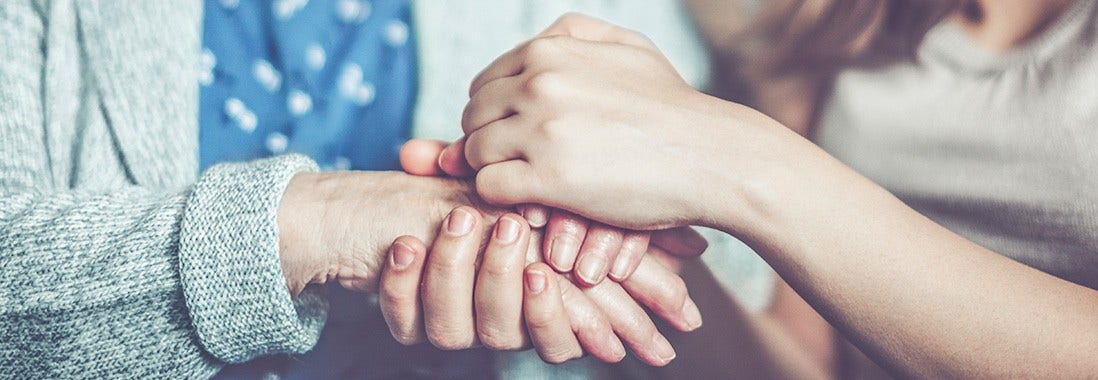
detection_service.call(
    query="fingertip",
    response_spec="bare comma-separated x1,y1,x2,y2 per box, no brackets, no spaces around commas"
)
574,255,609,287
544,211,587,272
385,236,427,275
439,139,476,177
400,139,447,176
525,266,549,295
607,232,648,282
604,335,627,363
519,205,549,228
391,235,428,255
547,235,580,272
443,206,483,237
574,225,625,287
380,236,428,347
682,297,703,331
494,213,530,246
607,258,637,282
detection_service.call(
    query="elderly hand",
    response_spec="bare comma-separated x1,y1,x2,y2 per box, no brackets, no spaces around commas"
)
275,170,499,295
378,206,702,366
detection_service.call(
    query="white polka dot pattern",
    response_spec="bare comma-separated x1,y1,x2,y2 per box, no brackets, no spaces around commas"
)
224,98,258,133
384,20,408,47
274,0,309,20
252,60,282,92
305,43,326,70
266,132,289,153
336,0,370,23
287,90,313,116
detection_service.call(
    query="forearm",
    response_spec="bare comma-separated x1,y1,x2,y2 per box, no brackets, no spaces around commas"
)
710,151,1098,377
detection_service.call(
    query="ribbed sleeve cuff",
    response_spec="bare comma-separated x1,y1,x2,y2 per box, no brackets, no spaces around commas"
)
178,154,327,363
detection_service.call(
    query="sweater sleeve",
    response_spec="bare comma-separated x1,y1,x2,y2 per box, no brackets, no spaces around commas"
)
0,156,327,378
0,2,325,377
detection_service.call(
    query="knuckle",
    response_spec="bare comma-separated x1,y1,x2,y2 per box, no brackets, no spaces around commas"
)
578,315,610,336
426,327,475,350
525,309,558,330
428,249,475,272
524,71,566,100
481,258,520,278
537,119,570,142
478,327,523,351
379,288,414,309
651,277,688,313
525,37,563,62
460,103,478,133
558,12,584,24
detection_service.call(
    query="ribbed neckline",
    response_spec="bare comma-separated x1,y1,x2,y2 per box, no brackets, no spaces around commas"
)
920,0,1097,73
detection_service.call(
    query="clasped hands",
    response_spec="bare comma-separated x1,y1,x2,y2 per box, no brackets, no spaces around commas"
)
382,139,704,366
276,14,728,366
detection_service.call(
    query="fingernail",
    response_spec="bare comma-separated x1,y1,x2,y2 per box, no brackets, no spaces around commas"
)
391,242,415,270
495,216,521,245
653,334,676,363
437,146,449,171
682,298,703,330
549,236,580,271
521,206,548,228
609,337,626,359
609,257,632,281
577,255,608,285
447,208,475,236
526,269,547,294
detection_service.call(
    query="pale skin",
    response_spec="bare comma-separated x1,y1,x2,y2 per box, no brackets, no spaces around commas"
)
274,165,706,365
383,142,704,366
435,3,1098,377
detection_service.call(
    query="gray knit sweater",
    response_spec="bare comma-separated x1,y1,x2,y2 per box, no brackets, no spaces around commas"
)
0,1,325,377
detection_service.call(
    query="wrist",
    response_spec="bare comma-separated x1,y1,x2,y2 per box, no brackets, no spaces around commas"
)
684,99,825,239
277,172,332,294
679,97,782,232
705,128,881,253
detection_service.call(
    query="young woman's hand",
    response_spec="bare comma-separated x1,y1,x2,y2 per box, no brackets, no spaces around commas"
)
457,16,798,231
376,207,702,366
400,139,708,285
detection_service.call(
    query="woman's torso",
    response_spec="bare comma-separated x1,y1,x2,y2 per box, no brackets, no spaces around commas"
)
815,0,1098,289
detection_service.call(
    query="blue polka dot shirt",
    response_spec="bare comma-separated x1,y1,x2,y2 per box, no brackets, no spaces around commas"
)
199,0,417,173
201,1,497,378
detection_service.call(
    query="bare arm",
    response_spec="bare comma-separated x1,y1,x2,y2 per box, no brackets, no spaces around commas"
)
457,14,1098,377
705,146,1098,378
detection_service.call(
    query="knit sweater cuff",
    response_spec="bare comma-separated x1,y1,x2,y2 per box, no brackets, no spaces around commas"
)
178,154,327,363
